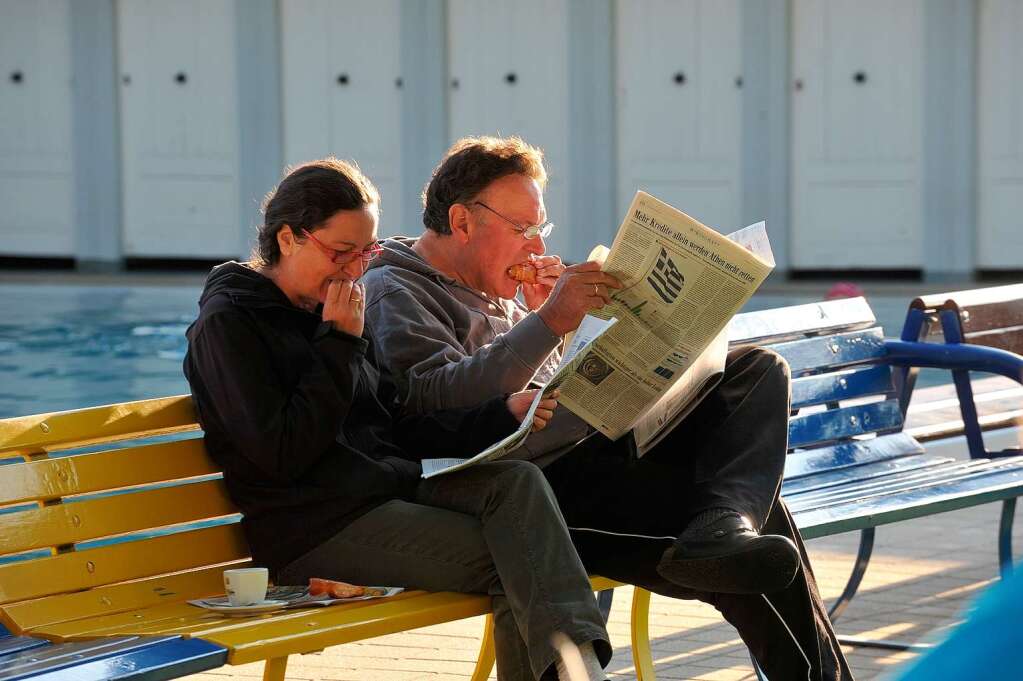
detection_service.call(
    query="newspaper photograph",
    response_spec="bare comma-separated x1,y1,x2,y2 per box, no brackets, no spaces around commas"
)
556,191,775,442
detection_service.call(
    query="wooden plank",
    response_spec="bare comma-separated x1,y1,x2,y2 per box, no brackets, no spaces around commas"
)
795,462,1023,539
0,524,248,605
1,562,249,634
201,591,496,664
0,396,197,459
788,400,904,449
770,329,886,375
911,284,1023,313
0,633,47,656
791,365,894,409
963,326,1023,355
783,453,953,496
728,297,876,346
789,457,1023,513
0,438,218,505
0,480,237,556
784,432,925,479
0,636,226,681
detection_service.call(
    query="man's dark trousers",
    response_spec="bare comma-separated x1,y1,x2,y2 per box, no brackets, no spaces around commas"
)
542,346,854,681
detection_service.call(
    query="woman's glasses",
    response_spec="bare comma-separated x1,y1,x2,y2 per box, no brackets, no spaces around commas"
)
302,230,383,264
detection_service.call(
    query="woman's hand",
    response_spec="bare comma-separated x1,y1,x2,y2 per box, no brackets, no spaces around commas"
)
323,280,365,337
506,389,560,432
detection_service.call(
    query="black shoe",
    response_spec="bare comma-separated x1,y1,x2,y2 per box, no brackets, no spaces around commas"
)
656,512,800,594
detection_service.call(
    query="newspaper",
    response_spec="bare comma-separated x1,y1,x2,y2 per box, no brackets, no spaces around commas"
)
420,316,617,478
556,191,775,446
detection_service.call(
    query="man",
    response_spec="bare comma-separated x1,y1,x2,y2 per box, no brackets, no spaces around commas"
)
363,136,853,680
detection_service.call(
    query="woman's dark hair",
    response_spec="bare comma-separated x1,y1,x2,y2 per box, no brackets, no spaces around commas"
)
254,157,379,266
422,136,547,235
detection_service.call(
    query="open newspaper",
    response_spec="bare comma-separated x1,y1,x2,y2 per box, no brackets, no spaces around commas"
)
558,192,775,453
421,190,774,476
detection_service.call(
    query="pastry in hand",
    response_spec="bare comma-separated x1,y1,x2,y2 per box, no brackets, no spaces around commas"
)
507,263,537,284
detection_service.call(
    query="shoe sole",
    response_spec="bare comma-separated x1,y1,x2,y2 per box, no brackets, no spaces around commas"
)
655,535,800,595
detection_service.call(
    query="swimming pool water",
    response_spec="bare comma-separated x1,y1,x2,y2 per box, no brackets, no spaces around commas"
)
0,283,935,419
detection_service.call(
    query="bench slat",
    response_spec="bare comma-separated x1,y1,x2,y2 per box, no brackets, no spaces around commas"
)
0,439,217,505
783,453,954,496
962,326,1023,355
783,432,925,479
0,396,197,459
729,297,876,346
770,329,886,375
0,635,46,657
795,462,1023,539
1,563,248,635
788,400,904,449
0,636,226,681
0,524,248,605
788,458,1023,514
791,365,894,409
911,284,1023,312
0,480,236,556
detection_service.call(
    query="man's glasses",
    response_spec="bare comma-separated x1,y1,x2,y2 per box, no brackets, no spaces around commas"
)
473,201,554,240
302,230,383,264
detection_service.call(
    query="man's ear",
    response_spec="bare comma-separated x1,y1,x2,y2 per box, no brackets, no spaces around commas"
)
277,225,297,256
448,204,472,244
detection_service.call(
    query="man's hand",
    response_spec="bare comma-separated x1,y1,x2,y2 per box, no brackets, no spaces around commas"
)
323,280,365,337
536,261,622,336
521,255,566,310
506,389,560,432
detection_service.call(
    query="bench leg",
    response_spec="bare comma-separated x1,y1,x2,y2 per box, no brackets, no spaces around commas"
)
262,656,288,681
828,527,874,622
596,588,615,623
999,498,1016,579
631,587,656,681
470,613,497,681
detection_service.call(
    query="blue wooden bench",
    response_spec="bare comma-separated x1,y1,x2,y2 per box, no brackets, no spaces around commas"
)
727,294,1023,658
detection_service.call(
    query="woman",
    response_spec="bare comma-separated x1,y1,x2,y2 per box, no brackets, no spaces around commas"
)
182,158,610,681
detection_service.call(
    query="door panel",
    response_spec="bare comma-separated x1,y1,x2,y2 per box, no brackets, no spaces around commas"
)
616,0,742,234
281,0,403,236
0,0,74,256
977,0,1023,269
791,0,923,269
118,0,240,258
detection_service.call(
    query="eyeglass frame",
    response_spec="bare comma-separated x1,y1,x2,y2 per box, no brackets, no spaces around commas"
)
301,229,383,264
472,201,554,240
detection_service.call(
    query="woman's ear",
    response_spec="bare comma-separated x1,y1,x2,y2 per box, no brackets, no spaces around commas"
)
448,204,472,244
277,225,297,256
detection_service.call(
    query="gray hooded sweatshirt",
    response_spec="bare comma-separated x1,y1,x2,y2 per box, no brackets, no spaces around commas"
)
363,237,592,461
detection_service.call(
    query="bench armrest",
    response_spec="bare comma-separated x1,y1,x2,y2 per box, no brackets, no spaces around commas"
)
883,340,1023,385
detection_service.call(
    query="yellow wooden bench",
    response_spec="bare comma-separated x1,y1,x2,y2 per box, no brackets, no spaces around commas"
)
0,395,657,681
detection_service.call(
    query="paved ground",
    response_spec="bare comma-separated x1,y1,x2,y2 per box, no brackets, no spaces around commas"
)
180,377,1022,681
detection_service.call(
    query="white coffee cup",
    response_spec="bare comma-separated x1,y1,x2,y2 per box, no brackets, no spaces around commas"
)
223,567,269,606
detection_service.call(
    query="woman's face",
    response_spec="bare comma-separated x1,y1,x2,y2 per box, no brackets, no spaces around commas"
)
278,205,378,311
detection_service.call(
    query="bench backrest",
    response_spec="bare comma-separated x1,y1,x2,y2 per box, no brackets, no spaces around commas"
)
907,283,1023,353
728,297,925,478
0,396,248,635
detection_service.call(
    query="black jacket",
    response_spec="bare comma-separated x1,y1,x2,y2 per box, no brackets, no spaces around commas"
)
183,262,518,574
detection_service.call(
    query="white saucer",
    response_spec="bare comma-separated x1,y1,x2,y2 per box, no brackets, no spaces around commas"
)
201,599,288,615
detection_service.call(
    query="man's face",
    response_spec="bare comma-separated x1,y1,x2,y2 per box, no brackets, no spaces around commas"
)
461,174,547,299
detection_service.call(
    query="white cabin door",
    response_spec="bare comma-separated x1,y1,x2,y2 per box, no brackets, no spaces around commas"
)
447,0,575,259
791,0,924,270
615,0,742,234
117,0,240,259
0,0,74,257
281,0,403,236
977,0,1023,270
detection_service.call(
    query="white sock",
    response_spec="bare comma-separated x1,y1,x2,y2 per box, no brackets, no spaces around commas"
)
555,640,605,681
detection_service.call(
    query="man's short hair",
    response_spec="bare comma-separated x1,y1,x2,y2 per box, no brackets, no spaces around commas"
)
422,136,547,234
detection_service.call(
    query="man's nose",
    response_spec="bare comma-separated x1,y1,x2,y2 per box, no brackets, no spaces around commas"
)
527,235,546,256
